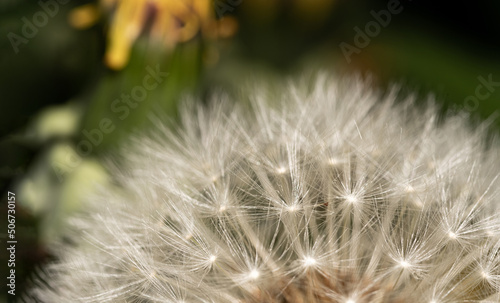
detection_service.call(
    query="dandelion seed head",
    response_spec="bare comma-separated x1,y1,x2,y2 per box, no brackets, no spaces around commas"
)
32,75,500,303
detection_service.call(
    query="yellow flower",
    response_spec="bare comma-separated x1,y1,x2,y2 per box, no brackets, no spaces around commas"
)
71,0,221,70
106,0,214,69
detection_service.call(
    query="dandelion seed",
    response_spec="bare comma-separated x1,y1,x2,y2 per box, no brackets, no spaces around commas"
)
303,256,317,267
286,205,299,212
399,260,411,269
405,185,415,193
482,271,491,280
328,157,340,166
218,205,227,212
276,166,287,174
248,269,260,280
344,194,359,204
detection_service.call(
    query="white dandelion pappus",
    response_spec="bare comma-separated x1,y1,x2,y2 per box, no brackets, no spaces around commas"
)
31,75,500,303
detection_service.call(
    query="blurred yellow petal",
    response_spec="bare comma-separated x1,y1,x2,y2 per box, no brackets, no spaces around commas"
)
162,0,200,42
69,4,101,29
193,0,214,30
216,16,238,39
105,35,133,70
87,0,219,69
151,4,178,47
100,0,118,9
105,0,147,69
178,12,201,42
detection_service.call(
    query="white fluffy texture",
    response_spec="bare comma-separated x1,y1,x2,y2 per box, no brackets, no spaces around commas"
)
32,76,500,302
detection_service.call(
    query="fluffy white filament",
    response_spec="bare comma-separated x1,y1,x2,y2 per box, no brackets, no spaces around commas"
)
30,75,500,303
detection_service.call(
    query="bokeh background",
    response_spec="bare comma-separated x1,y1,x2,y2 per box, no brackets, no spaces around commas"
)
1,0,500,300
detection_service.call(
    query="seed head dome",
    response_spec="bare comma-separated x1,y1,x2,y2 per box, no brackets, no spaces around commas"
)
32,76,500,303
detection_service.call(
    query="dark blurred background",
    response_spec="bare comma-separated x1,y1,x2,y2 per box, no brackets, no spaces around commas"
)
1,0,499,300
